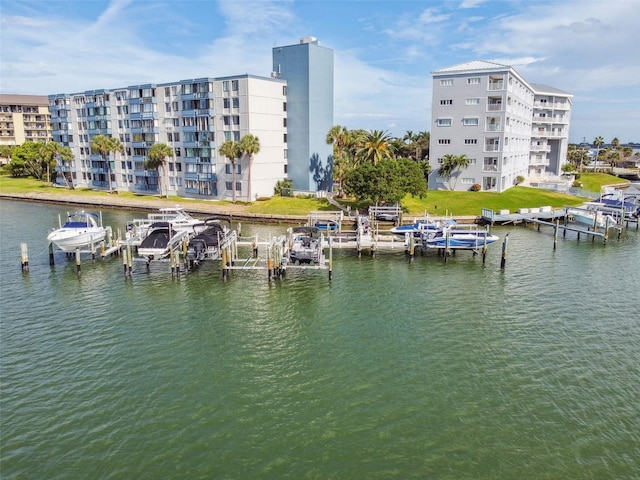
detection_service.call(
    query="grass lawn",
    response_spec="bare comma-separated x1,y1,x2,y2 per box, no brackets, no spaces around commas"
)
0,172,627,217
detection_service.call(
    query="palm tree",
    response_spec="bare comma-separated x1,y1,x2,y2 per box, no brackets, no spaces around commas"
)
219,140,242,203
451,154,470,190
357,129,394,165
91,135,123,193
439,154,456,189
146,143,174,198
240,134,260,202
593,136,604,164
39,141,64,184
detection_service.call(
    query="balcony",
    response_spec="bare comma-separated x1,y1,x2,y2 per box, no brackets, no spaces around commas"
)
487,102,502,112
488,81,504,91
484,145,500,152
482,165,499,172
486,123,501,132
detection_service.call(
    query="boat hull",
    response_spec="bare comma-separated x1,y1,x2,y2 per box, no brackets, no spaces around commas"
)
423,232,499,250
47,228,107,252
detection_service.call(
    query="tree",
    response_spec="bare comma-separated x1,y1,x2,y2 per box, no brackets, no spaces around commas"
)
357,129,394,165
593,136,604,164
567,144,589,172
342,158,427,204
91,135,124,193
146,143,174,198
219,140,242,203
438,154,470,190
240,134,260,201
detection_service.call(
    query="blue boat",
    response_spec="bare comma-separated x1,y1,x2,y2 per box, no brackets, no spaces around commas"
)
422,226,498,251
390,216,456,238
314,219,340,232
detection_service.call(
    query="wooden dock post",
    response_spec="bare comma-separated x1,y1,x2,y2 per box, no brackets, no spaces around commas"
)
329,238,333,281
554,219,559,250
122,245,129,277
500,233,509,270
75,248,82,277
20,243,29,273
482,226,488,265
126,243,133,275
49,242,55,266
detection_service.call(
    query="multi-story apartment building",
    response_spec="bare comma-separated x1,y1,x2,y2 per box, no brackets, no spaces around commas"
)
272,37,334,192
48,38,334,199
429,61,572,192
0,94,52,147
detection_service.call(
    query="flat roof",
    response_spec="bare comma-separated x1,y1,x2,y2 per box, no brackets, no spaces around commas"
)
0,94,50,106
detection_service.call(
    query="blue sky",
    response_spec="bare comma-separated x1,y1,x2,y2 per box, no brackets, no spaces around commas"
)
1,0,639,143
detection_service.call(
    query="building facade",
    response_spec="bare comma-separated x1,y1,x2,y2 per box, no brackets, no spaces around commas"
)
0,94,52,147
272,37,334,192
429,61,572,192
49,75,288,200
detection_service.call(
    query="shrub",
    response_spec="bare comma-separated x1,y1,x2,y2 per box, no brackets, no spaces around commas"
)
470,183,481,191
572,180,583,188
516,175,525,185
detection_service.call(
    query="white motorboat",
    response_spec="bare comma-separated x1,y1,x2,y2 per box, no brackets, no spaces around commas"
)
568,206,618,228
126,206,206,245
47,211,109,252
289,226,323,264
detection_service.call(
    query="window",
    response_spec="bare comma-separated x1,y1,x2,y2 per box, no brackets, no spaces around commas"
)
440,99,453,106
437,118,452,127
283,86,287,96
463,118,479,126
467,77,481,85
232,80,239,91
466,98,480,105
232,98,239,109
283,102,287,112
438,139,451,145
440,79,453,86
223,81,229,92
461,178,475,185
223,98,230,109
464,139,478,145
283,118,287,127
284,133,287,143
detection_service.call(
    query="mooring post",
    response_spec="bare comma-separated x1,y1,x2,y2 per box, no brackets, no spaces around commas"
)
500,233,509,270
122,246,129,277
221,247,228,280
126,243,133,276
75,248,82,277
444,230,451,263
554,219,559,250
329,237,333,281
49,242,55,266
482,226,488,265
20,243,29,273
237,222,242,237
267,246,272,281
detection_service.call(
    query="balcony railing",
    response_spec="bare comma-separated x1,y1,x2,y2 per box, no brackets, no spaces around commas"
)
486,124,501,132
482,165,499,172
484,145,500,152
487,104,502,111
488,81,504,90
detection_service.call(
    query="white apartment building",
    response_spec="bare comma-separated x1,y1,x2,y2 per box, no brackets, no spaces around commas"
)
429,60,572,192
49,74,287,201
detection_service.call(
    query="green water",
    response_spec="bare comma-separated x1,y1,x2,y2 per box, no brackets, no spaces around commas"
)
1,200,639,479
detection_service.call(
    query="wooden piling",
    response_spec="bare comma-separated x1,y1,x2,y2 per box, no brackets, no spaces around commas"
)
553,219,559,250
75,248,81,277
500,234,509,270
122,246,129,277
49,243,55,266
20,243,29,273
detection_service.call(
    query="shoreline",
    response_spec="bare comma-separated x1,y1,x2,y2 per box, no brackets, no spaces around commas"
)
0,192,311,225
0,192,481,225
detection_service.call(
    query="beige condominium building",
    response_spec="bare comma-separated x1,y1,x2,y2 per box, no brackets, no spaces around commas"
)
0,94,52,148
429,60,572,192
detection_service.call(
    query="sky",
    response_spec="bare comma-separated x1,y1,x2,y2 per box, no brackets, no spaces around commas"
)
1,0,639,144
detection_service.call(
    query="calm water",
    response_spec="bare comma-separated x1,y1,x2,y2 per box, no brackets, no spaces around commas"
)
1,199,639,479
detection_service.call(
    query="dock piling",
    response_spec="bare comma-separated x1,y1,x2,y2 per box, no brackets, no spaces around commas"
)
20,243,29,273
49,243,55,266
500,234,509,270
75,248,81,277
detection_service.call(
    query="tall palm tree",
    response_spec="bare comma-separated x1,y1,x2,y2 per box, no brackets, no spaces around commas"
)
240,134,260,202
439,154,456,189
357,129,394,165
146,143,174,198
593,136,604,164
219,140,242,203
91,135,123,193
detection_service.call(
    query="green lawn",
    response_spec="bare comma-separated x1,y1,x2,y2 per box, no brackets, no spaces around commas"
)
0,172,627,217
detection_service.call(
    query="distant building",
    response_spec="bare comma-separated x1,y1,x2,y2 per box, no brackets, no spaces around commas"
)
272,37,334,192
429,61,572,192
47,38,334,199
0,94,52,146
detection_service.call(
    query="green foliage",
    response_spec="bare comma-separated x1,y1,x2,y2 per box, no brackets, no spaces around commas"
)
516,175,525,185
7,141,59,181
470,183,481,191
343,158,427,204
274,179,293,196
